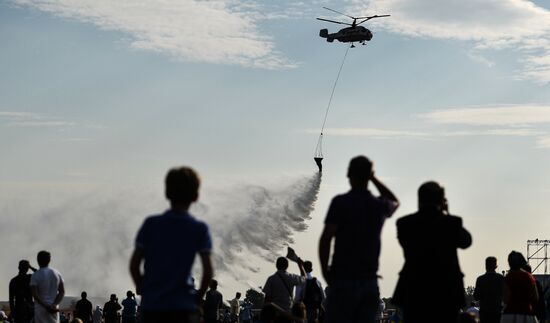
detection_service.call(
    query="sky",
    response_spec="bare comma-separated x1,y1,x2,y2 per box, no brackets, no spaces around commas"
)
2,0,550,302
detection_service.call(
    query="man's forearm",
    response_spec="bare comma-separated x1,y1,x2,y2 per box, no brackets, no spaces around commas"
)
371,176,399,203
319,234,331,282
129,249,144,294
197,253,214,300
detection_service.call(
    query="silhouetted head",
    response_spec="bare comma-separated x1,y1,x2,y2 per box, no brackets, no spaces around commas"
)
210,279,218,290
303,261,313,273
418,181,446,211
81,291,87,299
485,257,497,271
165,167,200,205
236,292,241,299
110,294,117,301
126,290,133,298
18,260,30,274
347,156,373,187
508,251,527,270
37,251,51,268
276,257,289,271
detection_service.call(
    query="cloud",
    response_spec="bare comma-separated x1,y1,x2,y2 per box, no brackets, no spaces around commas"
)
536,136,550,148
305,127,542,139
421,105,550,126
307,127,430,138
0,110,74,128
350,0,550,83
304,104,550,148
12,0,296,69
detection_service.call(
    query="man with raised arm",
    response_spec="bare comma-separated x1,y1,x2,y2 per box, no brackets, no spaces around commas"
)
319,156,399,323
130,166,214,323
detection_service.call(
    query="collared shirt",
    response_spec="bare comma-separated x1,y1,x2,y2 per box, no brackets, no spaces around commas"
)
263,270,306,311
325,189,398,279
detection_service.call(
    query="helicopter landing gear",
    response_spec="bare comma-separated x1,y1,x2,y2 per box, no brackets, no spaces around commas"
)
351,43,356,48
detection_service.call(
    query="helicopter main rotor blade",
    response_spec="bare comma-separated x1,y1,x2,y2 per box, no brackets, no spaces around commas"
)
316,18,352,26
357,14,391,25
322,6,355,19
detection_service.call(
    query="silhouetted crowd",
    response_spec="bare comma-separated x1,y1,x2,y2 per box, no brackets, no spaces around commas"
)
5,156,549,323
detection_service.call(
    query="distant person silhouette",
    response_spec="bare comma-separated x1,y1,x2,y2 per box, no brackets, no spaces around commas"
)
230,292,241,323
92,306,102,323
500,251,538,323
319,155,399,323
9,260,36,323
121,291,138,323
74,291,93,323
129,166,214,323
103,294,121,323
30,251,65,323
294,261,325,323
203,280,223,323
392,181,471,323
474,257,504,323
263,257,306,312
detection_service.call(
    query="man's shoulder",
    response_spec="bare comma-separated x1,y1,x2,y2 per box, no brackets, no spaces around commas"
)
396,213,418,227
144,212,208,228
479,272,504,280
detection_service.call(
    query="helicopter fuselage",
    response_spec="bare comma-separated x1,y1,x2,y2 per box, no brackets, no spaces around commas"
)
319,26,373,43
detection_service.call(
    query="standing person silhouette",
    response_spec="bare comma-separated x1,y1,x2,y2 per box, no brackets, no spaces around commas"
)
203,280,223,323
474,257,504,323
130,166,214,323
30,251,65,323
74,292,93,323
319,156,399,323
392,181,472,323
500,252,538,323
9,260,36,323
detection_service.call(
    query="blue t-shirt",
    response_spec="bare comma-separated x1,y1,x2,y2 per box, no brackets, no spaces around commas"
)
325,189,397,279
136,210,212,310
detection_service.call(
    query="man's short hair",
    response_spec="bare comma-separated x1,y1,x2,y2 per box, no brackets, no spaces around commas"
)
37,251,51,267
165,167,200,204
236,292,241,298
418,181,445,208
303,261,313,273
210,279,218,289
110,294,117,300
485,257,497,271
18,260,30,271
347,156,373,181
276,257,289,270
81,291,87,298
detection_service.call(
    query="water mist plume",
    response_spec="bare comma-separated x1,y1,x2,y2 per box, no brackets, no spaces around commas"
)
0,173,322,299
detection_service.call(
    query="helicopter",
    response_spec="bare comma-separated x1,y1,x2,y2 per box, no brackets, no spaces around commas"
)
317,7,390,47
